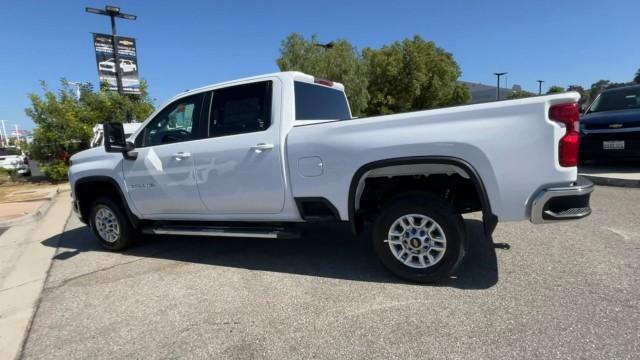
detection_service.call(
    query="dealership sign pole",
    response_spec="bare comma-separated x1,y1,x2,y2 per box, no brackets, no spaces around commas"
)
108,9,123,93
86,5,137,95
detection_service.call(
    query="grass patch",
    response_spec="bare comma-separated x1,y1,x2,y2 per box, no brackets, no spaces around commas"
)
0,182,60,203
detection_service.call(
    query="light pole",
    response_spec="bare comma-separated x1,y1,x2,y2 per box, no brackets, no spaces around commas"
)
314,42,335,50
0,120,7,146
536,80,544,95
0,120,9,146
86,5,137,95
493,72,507,100
68,81,88,100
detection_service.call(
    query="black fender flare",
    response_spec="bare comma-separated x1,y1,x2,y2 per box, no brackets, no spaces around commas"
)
74,175,140,228
347,156,498,236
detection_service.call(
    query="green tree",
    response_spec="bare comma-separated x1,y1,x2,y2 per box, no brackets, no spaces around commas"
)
25,79,155,169
566,85,590,107
363,35,469,116
507,90,535,99
276,33,468,117
546,85,565,94
589,79,611,102
277,34,369,116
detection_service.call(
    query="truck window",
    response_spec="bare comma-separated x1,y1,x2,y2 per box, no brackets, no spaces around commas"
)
294,81,350,120
209,81,272,137
138,93,204,147
0,148,19,156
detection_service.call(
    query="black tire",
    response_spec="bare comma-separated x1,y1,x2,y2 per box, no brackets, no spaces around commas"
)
372,192,465,283
89,197,134,250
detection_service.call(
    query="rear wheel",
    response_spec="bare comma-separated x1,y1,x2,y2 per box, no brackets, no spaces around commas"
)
372,193,465,283
89,197,134,250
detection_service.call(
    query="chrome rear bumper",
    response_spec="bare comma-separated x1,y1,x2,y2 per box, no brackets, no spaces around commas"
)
530,176,594,224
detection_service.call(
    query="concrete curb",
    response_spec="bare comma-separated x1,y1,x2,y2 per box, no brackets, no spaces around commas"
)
0,194,72,360
580,174,640,188
0,187,62,227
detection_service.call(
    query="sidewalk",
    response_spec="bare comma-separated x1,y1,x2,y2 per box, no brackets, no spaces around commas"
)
0,190,71,360
579,165,640,188
0,183,66,226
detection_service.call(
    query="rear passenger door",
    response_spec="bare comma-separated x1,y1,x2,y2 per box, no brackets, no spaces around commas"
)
193,80,286,214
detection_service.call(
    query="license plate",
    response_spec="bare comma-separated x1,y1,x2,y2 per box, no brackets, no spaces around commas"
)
603,140,625,150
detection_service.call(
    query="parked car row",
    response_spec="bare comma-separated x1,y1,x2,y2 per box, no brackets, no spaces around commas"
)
0,147,30,176
90,123,141,148
580,84,640,163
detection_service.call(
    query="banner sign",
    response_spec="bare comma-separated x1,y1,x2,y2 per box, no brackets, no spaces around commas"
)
92,33,140,94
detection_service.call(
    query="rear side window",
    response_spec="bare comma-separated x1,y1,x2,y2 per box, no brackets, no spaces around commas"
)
209,81,272,137
294,81,351,121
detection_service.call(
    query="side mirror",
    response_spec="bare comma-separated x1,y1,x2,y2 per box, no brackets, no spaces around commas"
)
103,122,134,154
580,104,587,115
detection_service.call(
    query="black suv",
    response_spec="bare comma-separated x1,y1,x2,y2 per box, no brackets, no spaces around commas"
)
580,84,640,162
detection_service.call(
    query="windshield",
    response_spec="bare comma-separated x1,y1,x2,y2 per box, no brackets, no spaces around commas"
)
294,81,351,120
588,87,640,113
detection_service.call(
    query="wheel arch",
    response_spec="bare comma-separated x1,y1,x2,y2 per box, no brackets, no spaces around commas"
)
74,175,140,228
348,156,497,236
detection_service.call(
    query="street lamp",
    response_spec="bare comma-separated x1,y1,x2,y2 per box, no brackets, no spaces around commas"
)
85,5,137,94
536,80,544,95
68,81,89,100
314,42,335,50
493,72,507,100
0,120,9,147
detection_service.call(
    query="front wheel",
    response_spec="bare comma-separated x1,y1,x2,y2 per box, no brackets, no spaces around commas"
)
89,197,134,250
372,193,465,283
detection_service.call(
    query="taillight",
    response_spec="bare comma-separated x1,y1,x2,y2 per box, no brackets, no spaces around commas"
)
314,77,334,87
549,103,580,167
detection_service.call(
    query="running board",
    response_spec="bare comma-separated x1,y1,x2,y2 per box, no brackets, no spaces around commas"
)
143,225,299,239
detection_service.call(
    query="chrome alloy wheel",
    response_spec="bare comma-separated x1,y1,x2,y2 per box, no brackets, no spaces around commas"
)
94,206,120,243
384,214,447,269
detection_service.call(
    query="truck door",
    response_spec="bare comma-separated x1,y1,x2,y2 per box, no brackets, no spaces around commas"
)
193,79,286,214
122,93,207,215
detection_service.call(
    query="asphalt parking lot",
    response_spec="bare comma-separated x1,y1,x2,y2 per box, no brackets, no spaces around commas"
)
21,185,639,359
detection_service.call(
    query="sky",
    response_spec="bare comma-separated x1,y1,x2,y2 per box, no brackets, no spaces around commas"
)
1,0,638,130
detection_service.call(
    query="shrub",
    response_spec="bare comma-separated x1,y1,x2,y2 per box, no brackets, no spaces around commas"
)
0,167,20,184
40,161,69,182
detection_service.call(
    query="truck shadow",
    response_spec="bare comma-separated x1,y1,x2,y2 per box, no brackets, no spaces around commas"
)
42,219,500,290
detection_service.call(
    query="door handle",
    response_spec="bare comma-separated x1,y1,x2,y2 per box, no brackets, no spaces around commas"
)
172,152,191,160
251,143,274,153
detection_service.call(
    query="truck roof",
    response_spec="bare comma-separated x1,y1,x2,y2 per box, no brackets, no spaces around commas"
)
170,71,345,103
601,83,640,94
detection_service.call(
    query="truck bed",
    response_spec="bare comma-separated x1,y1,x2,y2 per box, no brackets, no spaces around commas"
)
286,92,581,222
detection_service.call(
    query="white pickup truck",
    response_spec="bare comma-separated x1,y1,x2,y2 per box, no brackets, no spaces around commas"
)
69,71,593,282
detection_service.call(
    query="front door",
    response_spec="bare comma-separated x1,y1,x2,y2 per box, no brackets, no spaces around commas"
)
123,93,206,215
193,80,286,214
